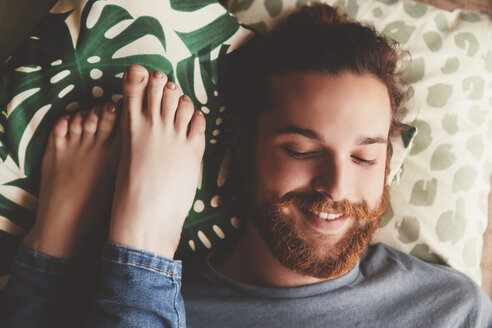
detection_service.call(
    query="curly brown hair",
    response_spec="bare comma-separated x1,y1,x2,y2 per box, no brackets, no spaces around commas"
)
221,3,410,145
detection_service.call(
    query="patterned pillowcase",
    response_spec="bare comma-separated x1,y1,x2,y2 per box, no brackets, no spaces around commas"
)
229,0,492,284
0,0,254,287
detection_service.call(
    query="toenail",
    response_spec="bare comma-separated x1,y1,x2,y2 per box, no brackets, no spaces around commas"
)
181,95,192,102
153,71,165,79
166,82,176,90
105,102,117,113
126,69,145,83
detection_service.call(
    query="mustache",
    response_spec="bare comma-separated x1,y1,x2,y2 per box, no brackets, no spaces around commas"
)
270,190,381,220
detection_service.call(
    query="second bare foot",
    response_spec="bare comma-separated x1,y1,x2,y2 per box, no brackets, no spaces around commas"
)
109,65,206,258
23,103,120,258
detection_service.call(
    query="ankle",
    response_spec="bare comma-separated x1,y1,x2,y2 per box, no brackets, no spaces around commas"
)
108,225,178,259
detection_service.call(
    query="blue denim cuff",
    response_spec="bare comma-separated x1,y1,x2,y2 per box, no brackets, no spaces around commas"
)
101,243,182,277
11,246,97,276
4,246,99,328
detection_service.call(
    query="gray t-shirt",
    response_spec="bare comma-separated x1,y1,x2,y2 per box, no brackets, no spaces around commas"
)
182,243,492,328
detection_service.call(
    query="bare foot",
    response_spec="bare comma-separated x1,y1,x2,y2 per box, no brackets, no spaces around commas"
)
23,104,120,258
108,65,206,258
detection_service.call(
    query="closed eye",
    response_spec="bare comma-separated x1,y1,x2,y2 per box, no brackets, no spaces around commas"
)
283,147,319,160
352,156,376,166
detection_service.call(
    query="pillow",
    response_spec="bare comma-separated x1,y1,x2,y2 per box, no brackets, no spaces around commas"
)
0,0,436,289
229,0,492,284
0,0,254,288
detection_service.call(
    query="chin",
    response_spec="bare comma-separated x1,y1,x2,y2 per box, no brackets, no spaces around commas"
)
251,189,389,279
247,173,390,279
252,204,379,279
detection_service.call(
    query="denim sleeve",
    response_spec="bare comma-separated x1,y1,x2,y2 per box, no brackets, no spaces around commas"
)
88,243,185,328
0,246,98,328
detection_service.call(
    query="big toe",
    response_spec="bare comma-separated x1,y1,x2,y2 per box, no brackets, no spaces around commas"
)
122,65,149,124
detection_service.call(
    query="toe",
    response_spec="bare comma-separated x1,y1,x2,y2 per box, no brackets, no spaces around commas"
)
147,71,168,121
188,110,206,144
175,95,195,134
53,115,70,139
96,102,118,141
161,81,181,126
68,111,85,139
83,107,100,137
122,65,149,125
50,115,70,149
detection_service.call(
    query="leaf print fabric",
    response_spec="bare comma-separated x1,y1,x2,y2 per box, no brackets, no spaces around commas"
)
0,0,253,286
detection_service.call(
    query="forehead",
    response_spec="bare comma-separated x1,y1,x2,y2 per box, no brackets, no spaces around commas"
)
260,72,392,143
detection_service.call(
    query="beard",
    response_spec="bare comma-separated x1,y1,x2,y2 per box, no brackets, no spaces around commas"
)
247,180,390,280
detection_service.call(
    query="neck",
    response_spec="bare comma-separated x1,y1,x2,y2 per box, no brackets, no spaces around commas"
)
214,222,341,288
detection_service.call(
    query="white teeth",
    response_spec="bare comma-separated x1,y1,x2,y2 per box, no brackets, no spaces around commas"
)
310,211,342,220
326,213,342,220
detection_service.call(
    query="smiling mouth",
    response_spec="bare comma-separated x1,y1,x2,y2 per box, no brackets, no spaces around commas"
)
309,211,343,220
299,207,349,233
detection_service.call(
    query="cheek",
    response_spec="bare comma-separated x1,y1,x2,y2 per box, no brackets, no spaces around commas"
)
255,146,315,194
354,162,386,207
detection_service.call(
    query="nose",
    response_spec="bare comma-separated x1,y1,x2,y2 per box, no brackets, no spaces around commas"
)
311,155,351,201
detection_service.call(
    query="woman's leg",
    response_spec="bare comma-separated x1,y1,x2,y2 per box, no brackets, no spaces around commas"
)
108,65,206,259
2,103,121,328
89,65,205,328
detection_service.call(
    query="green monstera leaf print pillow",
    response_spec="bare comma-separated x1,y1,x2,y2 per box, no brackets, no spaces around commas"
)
229,0,492,284
0,0,254,287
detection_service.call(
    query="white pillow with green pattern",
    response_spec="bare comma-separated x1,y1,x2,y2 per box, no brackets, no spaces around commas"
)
0,0,256,285
229,0,492,284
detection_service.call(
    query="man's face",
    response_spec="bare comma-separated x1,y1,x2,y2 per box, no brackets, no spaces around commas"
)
249,72,392,279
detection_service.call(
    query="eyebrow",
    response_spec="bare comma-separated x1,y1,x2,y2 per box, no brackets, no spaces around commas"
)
274,125,388,145
274,125,323,141
356,136,388,145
